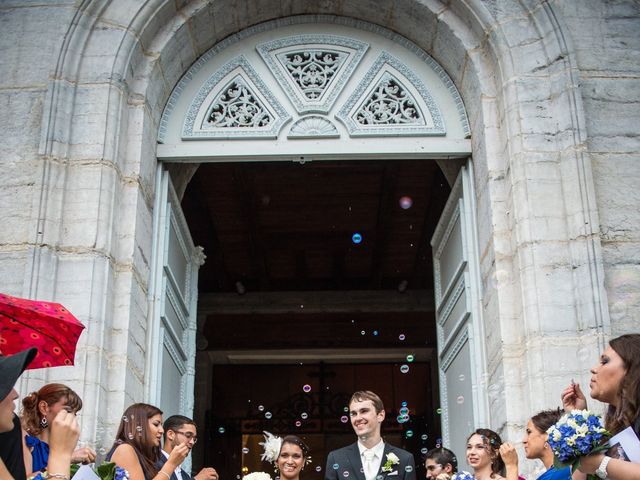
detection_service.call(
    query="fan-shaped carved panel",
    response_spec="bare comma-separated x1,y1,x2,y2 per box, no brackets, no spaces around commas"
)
336,52,446,137
288,116,340,139
183,56,291,139
257,35,368,114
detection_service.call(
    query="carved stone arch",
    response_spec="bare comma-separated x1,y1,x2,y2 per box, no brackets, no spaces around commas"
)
30,0,608,456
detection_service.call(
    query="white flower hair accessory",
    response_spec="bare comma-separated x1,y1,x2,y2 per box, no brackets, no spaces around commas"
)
260,431,283,464
243,472,273,480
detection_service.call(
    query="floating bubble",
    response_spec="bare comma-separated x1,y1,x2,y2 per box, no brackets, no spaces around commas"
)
242,448,250,454
343,471,349,477
405,466,413,473
258,405,265,412
122,416,129,422
399,196,413,210
301,412,308,420
295,420,302,427
344,407,349,412
421,434,428,441
377,476,384,480
401,401,408,407
127,433,134,439
420,448,428,454
333,464,340,470
242,467,249,474
436,438,442,444
456,395,465,405
459,374,465,382
399,334,406,341
406,430,413,438
361,330,366,335
315,466,322,473
352,233,362,244
99,448,107,455
265,412,272,419
340,415,349,423
399,407,409,415
436,408,442,415
406,354,414,362
373,330,379,336
218,427,225,433
397,414,410,424
135,425,143,432
400,364,410,374
303,384,312,393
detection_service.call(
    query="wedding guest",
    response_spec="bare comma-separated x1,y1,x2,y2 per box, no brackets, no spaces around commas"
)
465,428,506,480
325,390,416,480
21,383,96,474
522,409,571,479
560,333,640,480
108,403,190,480
425,447,457,479
0,348,80,480
159,415,219,480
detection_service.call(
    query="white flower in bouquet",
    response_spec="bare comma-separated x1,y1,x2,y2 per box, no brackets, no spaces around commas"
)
243,472,273,480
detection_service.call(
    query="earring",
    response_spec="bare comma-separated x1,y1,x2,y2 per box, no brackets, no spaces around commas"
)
40,417,49,429
544,442,549,449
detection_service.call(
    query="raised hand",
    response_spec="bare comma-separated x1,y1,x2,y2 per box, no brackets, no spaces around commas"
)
72,446,97,464
561,382,587,412
167,442,190,468
195,467,220,480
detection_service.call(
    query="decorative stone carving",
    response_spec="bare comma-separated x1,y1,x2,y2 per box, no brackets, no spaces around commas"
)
257,35,368,114
288,116,340,139
182,56,290,139
336,51,446,137
355,74,421,125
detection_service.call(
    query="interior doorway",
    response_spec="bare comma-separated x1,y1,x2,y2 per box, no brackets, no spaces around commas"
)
178,159,455,478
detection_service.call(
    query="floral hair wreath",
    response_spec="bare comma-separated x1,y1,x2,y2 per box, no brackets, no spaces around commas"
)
259,431,312,466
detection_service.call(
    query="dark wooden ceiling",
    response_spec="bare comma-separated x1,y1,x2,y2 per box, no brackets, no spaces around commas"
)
181,160,451,294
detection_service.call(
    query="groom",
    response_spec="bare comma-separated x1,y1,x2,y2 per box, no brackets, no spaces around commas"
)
325,391,416,480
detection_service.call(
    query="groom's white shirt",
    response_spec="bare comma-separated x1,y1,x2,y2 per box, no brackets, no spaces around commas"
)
357,439,384,480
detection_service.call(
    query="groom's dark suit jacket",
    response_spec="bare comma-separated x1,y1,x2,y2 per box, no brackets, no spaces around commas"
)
157,453,192,480
324,442,416,480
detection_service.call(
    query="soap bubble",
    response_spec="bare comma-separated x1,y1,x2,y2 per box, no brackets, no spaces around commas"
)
340,415,349,423
242,448,250,454
258,405,265,412
459,374,465,381
218,427,225,433
399,334,406,341
265,412,272,419
333,464,339,470
406,354,414,362
400,364,410,374
373,330,379,336
457,395,465,404
303,384,311,393
401,401,407,407
421,434,428,441
399,196,413,210
361,330,366,335
406,430,413,438
436,408,442,415
295,420,302,427
301,412,308,420
352,233,362,244
405,466,413,473
343,471,349,478
316,466,322,472
420,448,428,454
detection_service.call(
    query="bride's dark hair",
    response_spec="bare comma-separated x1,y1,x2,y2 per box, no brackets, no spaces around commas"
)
281,435,311,459
606,334,640,434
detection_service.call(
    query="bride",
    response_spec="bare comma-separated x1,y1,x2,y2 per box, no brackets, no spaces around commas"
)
258,432,311,480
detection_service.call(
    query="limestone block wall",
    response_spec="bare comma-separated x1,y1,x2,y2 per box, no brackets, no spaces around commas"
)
554,0,640,337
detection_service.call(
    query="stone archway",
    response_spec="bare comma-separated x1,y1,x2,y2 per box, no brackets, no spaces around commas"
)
28,0,608,463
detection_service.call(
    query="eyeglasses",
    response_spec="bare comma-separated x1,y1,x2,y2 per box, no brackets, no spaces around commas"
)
174,431,198,443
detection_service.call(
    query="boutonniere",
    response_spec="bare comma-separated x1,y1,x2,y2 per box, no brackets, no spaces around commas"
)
381,452,400,472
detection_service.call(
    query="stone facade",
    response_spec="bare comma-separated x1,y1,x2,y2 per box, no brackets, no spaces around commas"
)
1,0,638,475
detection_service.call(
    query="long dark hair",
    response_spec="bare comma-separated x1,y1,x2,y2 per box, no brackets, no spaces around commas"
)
606,334,640,434
280,435,310,460
466,428,504,476
112,403,163,478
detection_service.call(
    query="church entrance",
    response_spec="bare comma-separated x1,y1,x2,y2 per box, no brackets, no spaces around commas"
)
179,159,452,478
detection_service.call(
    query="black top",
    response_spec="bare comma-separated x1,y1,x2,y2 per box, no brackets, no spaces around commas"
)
0,414,27,480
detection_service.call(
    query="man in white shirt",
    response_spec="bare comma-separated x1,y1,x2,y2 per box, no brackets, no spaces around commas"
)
325,391,416,480
159,415,219,480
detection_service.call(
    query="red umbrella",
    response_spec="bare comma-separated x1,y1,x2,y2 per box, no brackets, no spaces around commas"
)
0,292,85,369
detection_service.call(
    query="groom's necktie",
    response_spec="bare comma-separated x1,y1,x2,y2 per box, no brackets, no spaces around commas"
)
362,449,376,479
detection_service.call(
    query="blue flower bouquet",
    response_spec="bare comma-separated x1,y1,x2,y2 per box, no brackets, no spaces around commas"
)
546,410,610,479
69,462,130,480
